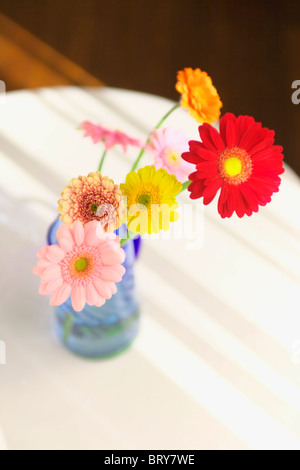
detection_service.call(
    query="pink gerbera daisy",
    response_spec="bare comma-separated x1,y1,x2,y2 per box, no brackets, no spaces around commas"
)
33,221,126,312
80,121,143,152
146,127,193,183
182,113,284,218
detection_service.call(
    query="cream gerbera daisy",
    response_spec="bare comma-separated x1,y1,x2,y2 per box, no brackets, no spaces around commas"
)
58,172,123,232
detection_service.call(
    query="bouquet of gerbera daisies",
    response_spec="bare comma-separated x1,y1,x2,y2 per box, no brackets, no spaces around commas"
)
33,67,284,313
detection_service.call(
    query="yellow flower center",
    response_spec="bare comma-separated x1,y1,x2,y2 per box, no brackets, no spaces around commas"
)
75,258,88,272
166,150,181,168
138,193,151,206
224,157,242,177
69,253,95,278
218,147,252,185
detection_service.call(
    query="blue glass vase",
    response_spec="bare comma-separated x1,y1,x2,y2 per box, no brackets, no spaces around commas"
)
47,218,141,359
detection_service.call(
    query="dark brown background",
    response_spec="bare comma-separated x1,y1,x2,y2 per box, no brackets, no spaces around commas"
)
1,0,300,175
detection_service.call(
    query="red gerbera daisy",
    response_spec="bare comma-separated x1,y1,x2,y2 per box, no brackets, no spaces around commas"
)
182,113,284,218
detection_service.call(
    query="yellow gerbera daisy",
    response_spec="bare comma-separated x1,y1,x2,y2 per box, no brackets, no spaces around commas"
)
120,166,182,235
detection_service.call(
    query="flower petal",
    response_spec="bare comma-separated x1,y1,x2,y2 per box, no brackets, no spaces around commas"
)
46,276,64,293
50,283,72,306
85,282,101,306
41,264,61,282
73,220,85,245
84,220,102,244
93,277,113,299
106,282,117,296
39,282,53,295
100,265,125,282
46,245,65,263
71,285,86,312
33,265,45,276
219,113,237,147
100,247,125,265
199,124,225,153
58,237,74,253
37,246,49,259
56,224,74,250
94,296,106,308
85,221,102,246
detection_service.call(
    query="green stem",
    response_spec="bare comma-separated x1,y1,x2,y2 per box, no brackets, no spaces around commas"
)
120,230,135,247
63,313,73,343
131,102,180,172
178,180,191,194
98,150,107,173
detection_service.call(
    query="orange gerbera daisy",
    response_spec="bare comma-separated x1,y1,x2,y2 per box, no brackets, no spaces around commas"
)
176,67,222,124
58,172,123,232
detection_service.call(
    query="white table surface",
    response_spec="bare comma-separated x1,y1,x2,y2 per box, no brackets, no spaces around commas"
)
0,86,299,450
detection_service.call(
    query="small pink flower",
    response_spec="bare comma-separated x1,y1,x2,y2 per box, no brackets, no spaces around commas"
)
33,221,126,312
146,127,194,183
80,121,143,152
